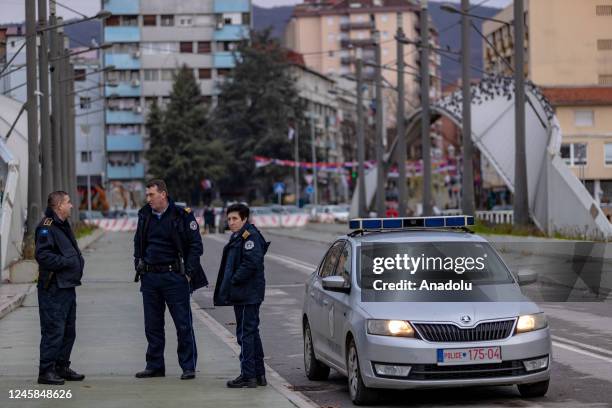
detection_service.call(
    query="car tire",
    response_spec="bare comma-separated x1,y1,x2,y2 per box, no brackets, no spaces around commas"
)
517,379,549,398
347,338,377,406
303,321,330,381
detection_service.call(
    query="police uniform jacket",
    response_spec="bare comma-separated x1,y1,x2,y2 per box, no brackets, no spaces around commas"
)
213,222,269,306
35,207,84,289
133,199,208,291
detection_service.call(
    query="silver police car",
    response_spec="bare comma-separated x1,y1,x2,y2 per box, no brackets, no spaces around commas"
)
302,216,551,405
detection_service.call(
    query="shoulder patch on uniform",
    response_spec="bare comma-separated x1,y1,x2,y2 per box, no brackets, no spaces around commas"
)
241,230,250,240
190,220,198,230
184,207,192,214
43,218,53,226
244,240,254,250
40,228,49,236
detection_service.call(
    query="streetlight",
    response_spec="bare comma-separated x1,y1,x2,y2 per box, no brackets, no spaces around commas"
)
36,10,112,33
440,1,529,226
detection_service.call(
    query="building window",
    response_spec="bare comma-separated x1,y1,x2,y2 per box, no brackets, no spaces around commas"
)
105,15,120,26
605,144,612,165
599,74,612,85
180,41,193,53
221,42,239,51
597,39,612,50
574,110,594,127
198,68,212,79
143,15,156,26
178,16,193,27
161,69,175,81
81,151,93,163
327,17,334,26
596,5,612,16
217,69,231,77
79,97,91,109
74,69,86,81
242,13,250,25
161,15,174,26
123,16,138,27
144,69,159,81
327,33,335,43
197,41,211,54
561,143,587,166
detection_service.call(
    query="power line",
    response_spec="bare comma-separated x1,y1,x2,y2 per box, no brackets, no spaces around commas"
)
50,0,88,19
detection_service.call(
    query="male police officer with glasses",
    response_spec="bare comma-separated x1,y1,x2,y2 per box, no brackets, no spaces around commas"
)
133,179,208,380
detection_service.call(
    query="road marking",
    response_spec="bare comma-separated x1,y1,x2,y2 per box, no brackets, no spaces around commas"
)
205,234,317,275
553,341,612,363
191,301,318,408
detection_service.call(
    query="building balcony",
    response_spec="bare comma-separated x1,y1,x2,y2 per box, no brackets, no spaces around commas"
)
101,0,139,15
107,163,145,180
214,0,250,13
340,38,375,48
104,53,140,70
214,24,249,41
104,26,140,43
340,21,374,31
105,81,141,97
106,134,144,152
105,109,144,124
214,51,239,68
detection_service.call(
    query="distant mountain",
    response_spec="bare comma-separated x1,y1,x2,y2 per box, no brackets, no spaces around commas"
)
253,1,503,84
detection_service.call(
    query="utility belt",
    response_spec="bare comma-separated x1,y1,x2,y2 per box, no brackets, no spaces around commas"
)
143,260,181,273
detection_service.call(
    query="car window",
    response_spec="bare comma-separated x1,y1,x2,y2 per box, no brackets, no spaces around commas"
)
318,241,345,278
334,242,352,282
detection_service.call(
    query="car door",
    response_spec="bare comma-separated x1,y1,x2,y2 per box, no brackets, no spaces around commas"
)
309,240,344,360
321,241,353,368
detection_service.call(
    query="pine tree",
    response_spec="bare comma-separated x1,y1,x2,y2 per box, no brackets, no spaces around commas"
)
212,30,306,201
146,65,229,203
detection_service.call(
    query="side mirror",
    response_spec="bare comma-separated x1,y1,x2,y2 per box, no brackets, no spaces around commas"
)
517,269,538,286
322,276,351,293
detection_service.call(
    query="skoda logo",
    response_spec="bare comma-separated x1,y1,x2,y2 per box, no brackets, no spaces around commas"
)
460,315,472,324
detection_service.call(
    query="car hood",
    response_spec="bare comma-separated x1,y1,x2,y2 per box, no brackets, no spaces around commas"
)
358,291,540,325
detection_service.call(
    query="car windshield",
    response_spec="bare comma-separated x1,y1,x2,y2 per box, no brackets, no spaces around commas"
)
357,241,519,302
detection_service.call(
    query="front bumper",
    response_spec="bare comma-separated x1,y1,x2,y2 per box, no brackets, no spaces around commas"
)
357,328,551,390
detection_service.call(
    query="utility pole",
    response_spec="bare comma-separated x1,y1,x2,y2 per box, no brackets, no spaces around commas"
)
310,115,318,207
49,1,62,190
25,0,41,242
294,126,300,207
420,0,432,216
461,0,475,216
355,48,367,218
396,13,407,217
38,0,52,201
60,29,70,194
67,62,79,222
373,25,385,217
513,0,529,226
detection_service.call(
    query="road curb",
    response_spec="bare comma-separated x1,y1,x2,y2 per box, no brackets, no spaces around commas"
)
0,284,34,320
191,301,319,408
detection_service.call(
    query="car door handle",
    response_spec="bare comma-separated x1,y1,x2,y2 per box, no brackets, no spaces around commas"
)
323,299,329,306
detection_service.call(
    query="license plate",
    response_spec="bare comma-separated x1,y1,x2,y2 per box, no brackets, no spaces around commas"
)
437,346,502,365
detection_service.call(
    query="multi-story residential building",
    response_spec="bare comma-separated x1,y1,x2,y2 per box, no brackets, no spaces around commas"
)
284,0,442,126
72,50,106,210
482,0,612,210
0,28,7,64
101,0,251,205
0,26,26,102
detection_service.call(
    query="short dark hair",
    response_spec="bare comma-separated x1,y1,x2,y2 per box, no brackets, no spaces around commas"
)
47,191,69,209
146,179,168,195
226,203,249,220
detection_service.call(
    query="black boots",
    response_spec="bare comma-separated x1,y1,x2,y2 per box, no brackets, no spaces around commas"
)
226,375,257,388
181,370,196,380
37,371,65,385
56,366,85,381
135,368,165,378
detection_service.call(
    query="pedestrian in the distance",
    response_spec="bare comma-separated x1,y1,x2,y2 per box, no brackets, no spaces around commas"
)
213,203,269,388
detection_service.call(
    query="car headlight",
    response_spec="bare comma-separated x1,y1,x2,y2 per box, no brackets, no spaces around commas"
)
515,313,548,334
367,320,415,337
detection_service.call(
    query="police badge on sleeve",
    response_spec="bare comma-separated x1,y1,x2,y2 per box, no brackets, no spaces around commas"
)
190,221,198,231
244,240,254,250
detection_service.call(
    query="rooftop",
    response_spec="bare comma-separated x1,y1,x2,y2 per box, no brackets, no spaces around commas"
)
541,86,612,106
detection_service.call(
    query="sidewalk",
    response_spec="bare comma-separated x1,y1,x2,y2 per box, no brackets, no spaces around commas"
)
0,232,311,408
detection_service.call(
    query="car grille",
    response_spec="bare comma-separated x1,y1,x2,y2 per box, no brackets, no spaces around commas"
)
413,320,515,342
408,360,529,381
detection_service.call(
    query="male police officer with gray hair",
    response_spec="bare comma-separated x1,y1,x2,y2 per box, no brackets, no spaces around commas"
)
35,191,85,385
133,179,208,380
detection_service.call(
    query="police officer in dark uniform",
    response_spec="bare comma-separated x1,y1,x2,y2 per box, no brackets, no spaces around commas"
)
214,203,269,388
35,191,85,385
133,179,207,380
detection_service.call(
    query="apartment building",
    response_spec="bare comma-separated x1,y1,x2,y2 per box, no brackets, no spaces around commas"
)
482,0,612,208
284,0,442,124
101,0,251,203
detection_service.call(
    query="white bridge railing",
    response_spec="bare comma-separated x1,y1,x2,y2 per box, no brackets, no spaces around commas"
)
442,209,514,225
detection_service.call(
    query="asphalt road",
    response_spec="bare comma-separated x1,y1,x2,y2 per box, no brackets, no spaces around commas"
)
196,230,612,408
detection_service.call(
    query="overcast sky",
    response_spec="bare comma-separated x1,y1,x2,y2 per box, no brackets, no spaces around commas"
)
1,0,513,24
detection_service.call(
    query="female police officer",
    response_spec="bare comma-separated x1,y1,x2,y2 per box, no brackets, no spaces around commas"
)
213,203,269,388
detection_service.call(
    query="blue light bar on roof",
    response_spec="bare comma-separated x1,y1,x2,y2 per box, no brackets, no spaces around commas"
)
349,215,475,231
